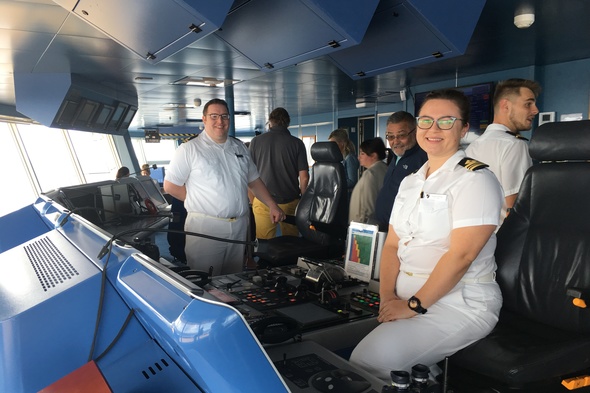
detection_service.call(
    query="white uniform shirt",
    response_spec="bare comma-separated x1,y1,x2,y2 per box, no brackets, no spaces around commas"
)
465,123,532,197
390,150,503,280
165,131,259,218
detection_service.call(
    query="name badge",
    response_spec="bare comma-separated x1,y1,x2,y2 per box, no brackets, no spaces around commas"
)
423,193,447,201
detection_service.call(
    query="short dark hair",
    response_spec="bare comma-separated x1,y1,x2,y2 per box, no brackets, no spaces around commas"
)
419,89,470,128
203,98,229,115
268,107,290,127
387,111,416,128
493,78,542,108
360,137,387,160
116,166,130,179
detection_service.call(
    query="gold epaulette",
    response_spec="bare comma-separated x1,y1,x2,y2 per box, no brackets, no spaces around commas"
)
505,131,529,141
458,157,489,171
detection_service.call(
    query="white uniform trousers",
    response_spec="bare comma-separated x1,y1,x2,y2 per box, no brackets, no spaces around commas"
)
349,273,502,381
184,213,248,276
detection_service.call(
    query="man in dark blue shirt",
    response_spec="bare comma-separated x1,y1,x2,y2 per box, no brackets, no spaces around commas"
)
374,111,428,231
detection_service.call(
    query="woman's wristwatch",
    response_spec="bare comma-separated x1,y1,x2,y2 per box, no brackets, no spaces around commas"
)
408,296,428,314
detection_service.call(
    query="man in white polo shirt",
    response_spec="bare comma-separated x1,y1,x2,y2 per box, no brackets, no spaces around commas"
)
466,78,541,224
164,98,284,275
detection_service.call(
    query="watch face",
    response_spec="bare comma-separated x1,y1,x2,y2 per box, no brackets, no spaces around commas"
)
409,299,418,308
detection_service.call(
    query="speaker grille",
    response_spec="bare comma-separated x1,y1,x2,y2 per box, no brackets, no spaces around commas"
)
24,236,80,291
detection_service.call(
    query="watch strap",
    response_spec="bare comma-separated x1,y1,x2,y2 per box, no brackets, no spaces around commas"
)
408,296,427,314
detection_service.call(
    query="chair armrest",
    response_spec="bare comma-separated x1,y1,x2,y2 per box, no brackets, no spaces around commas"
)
283,214,297,226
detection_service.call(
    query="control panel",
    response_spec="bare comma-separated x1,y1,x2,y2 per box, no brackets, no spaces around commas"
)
202,260,380,336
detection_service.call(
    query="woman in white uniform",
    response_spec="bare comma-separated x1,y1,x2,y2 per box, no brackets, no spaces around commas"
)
350,89,504,381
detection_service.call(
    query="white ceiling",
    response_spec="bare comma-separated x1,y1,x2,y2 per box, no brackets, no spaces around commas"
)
1,0,590,135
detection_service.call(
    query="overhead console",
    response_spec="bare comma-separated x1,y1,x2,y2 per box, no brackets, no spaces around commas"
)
14,73,138,134
52,0,234,64
328,0,487,79
215,0,379,71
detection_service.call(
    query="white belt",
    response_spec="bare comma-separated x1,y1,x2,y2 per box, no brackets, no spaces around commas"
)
188,211,243,222
402,270,496,284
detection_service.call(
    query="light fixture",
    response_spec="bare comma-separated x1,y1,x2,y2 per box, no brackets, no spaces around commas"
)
173,76,240,87
193,98,202,107
514,3,535,29
355,98,374,109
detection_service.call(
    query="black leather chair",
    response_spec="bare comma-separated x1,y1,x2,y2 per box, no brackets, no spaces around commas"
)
254,141,349,266
448,120,590,392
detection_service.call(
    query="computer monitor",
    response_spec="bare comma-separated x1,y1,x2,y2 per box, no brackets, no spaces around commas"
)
107,102,128,131
99,183,133,222
92,104,114,130
150,166,165,186
57,183,113,225
344,222,380,283
137,176,168,209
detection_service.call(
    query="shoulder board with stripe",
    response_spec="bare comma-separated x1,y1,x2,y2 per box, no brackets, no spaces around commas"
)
458,157,489,171
505,131,529,141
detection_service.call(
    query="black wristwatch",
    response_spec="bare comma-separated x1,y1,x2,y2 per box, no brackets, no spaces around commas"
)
408,296,427,314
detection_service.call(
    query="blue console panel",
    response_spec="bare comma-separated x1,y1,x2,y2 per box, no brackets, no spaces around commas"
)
0,196,288,392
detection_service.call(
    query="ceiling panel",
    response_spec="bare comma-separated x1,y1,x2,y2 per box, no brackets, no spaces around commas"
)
0,0,589,134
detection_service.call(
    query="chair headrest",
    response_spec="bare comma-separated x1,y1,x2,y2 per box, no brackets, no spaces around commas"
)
529,120,590,161
311,142,343,162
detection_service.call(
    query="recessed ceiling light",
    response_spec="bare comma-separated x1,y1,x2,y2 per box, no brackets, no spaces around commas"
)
163,103,196,108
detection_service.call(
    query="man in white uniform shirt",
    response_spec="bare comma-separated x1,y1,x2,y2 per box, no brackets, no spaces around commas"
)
466,78,541,223
164,98,284,275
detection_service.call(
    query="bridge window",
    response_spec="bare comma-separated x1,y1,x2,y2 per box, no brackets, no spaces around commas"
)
0,122,38,217
1,121,121,217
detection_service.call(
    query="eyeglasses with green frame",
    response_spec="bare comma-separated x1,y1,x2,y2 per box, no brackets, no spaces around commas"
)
415,116,464,130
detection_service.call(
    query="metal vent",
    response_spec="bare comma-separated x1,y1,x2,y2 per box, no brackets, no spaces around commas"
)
141,359,170,380
24,236,80,291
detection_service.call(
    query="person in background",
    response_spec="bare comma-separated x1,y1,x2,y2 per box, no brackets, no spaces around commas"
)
349,137,388,225
350,89,503,380
115,166,130,180
374,112,427,231
465,78,541,223
141,163,151,176
249,107,309,239
329,128,359,197
164,98,285,275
